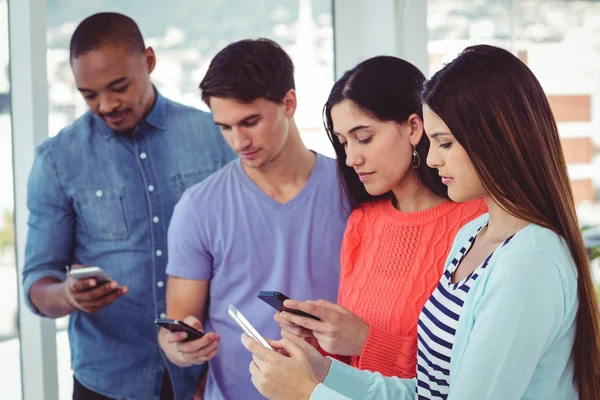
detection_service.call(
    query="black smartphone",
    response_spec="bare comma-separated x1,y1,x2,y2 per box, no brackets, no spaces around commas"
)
154,318,205,342
258,291,321,321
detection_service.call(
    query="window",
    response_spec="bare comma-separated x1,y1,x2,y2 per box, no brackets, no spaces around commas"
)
46,1,334,397
47,0,335,155
428,0,600,294
0,0,22,399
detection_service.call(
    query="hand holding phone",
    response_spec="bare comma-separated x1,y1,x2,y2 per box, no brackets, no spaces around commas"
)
275,299,371,357
258,291,321,321
64,264,127,313
159,315,220,365
155,318,205,342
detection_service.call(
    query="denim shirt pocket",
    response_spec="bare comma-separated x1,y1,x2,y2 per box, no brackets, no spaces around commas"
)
72,187,131,241
171,169,214,197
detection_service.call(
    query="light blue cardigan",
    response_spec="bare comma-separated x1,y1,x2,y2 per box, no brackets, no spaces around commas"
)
310,215,579,400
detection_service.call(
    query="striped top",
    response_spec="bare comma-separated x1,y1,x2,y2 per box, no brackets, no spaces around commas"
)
416,223,514,399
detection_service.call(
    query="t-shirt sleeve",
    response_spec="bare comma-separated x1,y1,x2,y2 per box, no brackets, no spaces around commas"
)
166,190,213,280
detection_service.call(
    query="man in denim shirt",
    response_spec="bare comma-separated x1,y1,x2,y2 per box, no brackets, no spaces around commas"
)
21,13,235,400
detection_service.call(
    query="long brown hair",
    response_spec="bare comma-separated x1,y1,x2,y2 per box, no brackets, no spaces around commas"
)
422,44,600,399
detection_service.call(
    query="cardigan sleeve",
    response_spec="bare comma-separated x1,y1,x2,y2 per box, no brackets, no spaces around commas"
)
309,358,416,400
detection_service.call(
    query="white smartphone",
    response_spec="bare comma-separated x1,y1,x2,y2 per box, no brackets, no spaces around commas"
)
69,266,112,284
228,304,273,350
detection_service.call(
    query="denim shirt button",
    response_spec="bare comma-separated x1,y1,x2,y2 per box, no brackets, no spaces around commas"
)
95,190,103,197
139,152,147,160
156,249,163,257
148,185,155,192
157,281,164,288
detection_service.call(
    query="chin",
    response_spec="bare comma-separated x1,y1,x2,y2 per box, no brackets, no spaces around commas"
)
363,183,389,197
241,157,269,170
447,188,478,203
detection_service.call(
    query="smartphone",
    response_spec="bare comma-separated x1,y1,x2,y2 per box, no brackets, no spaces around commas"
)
258,291,321,321
69,266,112,284
154,318,205,342
227,304,273,350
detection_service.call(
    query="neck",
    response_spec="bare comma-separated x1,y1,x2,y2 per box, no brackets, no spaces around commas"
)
391,172,446,212
243,120,316,190
142,85,157,119
481,196,529,242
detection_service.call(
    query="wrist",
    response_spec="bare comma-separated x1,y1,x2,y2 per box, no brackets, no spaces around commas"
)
315,357,332,383
300,379,319,400
353,323,370,356
60,281,78,313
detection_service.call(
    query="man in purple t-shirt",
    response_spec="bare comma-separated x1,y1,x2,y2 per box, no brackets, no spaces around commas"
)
158,38,348,400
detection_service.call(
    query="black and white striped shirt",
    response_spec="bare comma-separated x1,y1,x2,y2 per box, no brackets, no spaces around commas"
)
416,224,514,399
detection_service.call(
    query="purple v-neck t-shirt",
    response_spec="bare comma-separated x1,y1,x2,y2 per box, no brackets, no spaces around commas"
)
166,153,348,400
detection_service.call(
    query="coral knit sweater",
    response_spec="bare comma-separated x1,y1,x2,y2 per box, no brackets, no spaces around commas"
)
337,198,487,378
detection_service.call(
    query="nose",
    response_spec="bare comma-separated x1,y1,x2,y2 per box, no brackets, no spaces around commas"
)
98,92,120,114
231,127,252,152
344,141,364,168
426,145,442,169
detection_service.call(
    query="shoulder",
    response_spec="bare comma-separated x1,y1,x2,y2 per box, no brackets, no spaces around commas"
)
165,99,214,122
453,213,489,243
180,160,239,205
315,153,340,181
486,224,578,308
36,112,96,158
345,201,386,233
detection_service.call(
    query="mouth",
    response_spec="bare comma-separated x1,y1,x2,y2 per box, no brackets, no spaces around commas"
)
240,149,261,160
441,176,454,185
357,171,375,182
103,110,129,125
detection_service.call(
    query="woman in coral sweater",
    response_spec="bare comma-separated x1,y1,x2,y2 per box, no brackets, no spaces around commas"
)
275,56,486,378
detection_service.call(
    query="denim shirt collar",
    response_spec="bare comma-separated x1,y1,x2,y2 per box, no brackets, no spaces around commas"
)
94,86,167,140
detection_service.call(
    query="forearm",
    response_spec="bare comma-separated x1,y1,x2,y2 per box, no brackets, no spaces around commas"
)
29,277,76,318
158,329,193,368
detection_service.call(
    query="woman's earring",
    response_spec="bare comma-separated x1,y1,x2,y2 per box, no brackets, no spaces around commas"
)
411,146,421,168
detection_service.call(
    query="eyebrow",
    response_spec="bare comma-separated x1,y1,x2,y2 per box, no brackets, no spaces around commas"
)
334,124,372,136
214,113,261,127
429,131,451,138
78,77,128,93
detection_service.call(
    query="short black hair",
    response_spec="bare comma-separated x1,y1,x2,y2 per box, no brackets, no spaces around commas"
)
70,12,146,60
199,38,295,106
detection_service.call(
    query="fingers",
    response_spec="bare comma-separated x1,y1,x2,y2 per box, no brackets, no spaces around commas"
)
279,310,326,333
281,330,320,354
183,315,203,330
77,287,128,313
242,334,275,361
69,277,97,292
177,333,221,364
277,314,315,339
177,332,219,353
75,281,119,301
283,300,339,324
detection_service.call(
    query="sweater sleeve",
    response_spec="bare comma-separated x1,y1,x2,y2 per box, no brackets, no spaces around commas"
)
357,326,418,377
330,211,359,366
448,249,573,400
309,359,416,400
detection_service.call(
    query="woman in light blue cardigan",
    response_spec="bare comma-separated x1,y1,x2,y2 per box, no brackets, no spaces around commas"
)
241,44,600,400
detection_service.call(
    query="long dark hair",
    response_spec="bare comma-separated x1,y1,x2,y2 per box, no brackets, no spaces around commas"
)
323,56,448,211
422,44,600,400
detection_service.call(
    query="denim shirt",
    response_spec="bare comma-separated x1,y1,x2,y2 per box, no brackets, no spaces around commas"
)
22,90,236,400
